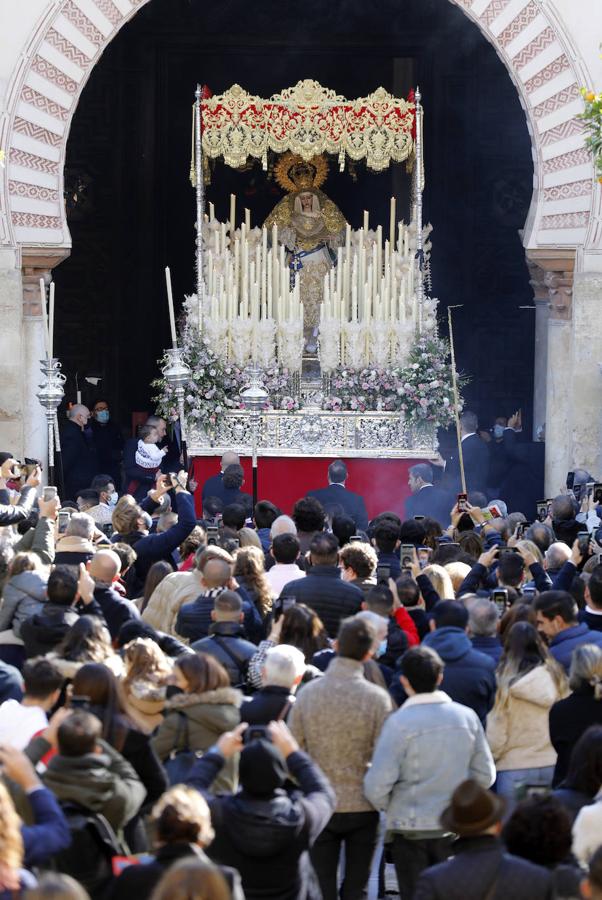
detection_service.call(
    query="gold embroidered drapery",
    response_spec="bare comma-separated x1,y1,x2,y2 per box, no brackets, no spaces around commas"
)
199,80,416,173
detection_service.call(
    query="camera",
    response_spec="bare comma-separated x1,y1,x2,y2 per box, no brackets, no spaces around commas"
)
243,725,271,745
206,524,219,546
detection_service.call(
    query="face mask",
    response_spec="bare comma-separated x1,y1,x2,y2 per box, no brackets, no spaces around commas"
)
493,424,504,440
108,491,118,507
377,639,388,658
96,410,110,424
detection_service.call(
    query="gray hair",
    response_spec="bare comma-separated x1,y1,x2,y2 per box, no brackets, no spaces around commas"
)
355,610,387,652
66,512,95,541
270,515,297,539
545,541,571,570
263,644,306,688
569,643,602,699
468,597,499,637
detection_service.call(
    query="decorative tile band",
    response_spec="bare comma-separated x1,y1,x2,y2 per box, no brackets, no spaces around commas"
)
542,147,591,174
532,84,580,118
12,211,63,229
512,27,555,70
9,147,59,175
13,117,61,147
524,55,570,94
9,181,60,202
540,118,584,147
542,180,592,201
31,54,78,94
20,85,70,122
46,27,91,69
540,210,590,230
497,2,538,48
61,0,103,46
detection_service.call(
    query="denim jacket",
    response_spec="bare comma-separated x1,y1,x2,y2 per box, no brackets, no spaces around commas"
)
363,691,495,832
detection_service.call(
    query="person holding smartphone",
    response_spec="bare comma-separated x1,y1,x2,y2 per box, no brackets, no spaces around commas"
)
0,453,41,527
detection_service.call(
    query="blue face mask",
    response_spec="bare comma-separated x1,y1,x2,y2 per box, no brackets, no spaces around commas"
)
493,424,504,440
96,410,110,424
377,639,388,659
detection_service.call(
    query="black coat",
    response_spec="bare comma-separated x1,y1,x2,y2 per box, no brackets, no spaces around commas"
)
551,786,594,826
404,484,452,527
187,748,336,900
306,484,368,531
89,419,123,487
192,622,258,687
60,420,98,501
413,835,554,900
240,685,296,725
20,599,106,658
93,584,140,640
549,685,602,786
444,434,490,495
279,566,363,638
106,843,243,900
201,472,253,513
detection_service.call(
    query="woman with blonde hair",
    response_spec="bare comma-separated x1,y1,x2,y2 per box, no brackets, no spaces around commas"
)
516,538,544,566
444,561,471,596
150,859,231,900
120,637,172,733
422,563,455,601
0,779,29,893
233,546,273,621
486,621,568,810
549,642,602,786
107,786,242,900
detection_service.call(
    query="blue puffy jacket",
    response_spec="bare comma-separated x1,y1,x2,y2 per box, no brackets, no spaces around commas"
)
421,627,496,726
548,623,602,672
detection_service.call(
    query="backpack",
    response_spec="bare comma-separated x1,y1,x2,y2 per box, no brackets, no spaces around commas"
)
164,711,205,785
212,634,252,693
49,801,125,899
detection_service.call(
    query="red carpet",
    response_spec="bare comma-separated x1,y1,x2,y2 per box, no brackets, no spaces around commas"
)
191,456,422,520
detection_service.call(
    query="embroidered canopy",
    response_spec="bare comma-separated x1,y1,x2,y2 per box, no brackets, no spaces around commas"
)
200,80,416,172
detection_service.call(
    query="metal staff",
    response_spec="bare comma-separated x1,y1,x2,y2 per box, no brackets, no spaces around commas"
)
447,305,466,495
240,367,269,509
414,87,425,334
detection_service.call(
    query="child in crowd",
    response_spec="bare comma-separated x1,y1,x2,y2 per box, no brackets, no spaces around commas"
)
135,424,168,475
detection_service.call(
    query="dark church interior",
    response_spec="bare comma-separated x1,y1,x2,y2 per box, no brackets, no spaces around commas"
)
54,0,535,439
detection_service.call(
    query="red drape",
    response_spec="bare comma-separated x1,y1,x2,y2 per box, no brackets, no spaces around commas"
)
191,456,421,520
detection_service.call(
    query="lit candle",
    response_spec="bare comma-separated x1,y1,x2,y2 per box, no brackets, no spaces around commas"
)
39,278,51,358
165,267,178,348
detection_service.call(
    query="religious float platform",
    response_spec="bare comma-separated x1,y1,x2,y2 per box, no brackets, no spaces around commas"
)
156,80,461,513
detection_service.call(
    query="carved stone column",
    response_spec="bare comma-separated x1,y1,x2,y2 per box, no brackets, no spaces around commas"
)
526,249,575,498
20,247,70,463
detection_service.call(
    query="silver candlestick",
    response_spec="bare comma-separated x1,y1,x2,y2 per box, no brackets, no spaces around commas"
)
37,358,66,486
240,365,269,507
162,347,192,468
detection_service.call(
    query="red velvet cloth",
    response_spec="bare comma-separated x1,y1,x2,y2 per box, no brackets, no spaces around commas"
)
191,456,421,520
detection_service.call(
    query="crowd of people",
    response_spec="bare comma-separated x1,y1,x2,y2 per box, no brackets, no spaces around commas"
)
0,406,602,899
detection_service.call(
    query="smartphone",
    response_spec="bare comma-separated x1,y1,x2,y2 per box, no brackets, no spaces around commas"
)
522,586,536,601
417,546,432,569
101,523,114,538
70,694,91,710
400,544,415,570
593,484,602,506
42,485,57,502
578,531,591,556
206,525,219,546
413,515,425,522
536,502,548,522
349,536,363,543
566,471,575,492
457,492,468,513
376,564,391,584
498,546,518,558
491,588,509,614
243,725,271,745
517,522,531,539
57,509,71,534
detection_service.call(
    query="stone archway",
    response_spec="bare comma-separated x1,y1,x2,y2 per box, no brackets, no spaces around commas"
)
0,0,597,252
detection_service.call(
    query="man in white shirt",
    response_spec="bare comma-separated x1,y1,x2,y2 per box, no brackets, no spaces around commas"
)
0,658,63,749
267,534,306,598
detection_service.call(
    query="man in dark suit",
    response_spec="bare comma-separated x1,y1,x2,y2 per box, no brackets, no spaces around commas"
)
434,411,489,496
307,460,368,531
200,451,240,504
404,463,452,526
60,405,98,501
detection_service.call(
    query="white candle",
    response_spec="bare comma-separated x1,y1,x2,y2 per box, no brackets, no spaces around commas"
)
352,282,358,322
209,202,215,221
261,227,268,305
363,209,369,233
344,224,351,305
267,276,273,320
49,281,55,359
376,225,382,279
229,193,236,236
245,208,251,232
39,278,51,358
220,222,226,255
389,197,396,255
165,268,178,348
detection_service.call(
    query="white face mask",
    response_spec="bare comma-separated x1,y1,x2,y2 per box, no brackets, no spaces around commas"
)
108,491,118,507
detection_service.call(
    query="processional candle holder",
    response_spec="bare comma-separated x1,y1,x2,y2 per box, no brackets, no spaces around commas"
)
162,347,192,470
36,358,66,488
240,365,269,507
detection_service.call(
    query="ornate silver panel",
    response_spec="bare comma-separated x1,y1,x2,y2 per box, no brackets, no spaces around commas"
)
188,411,437,458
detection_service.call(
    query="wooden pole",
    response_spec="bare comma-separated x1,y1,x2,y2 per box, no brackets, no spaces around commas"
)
447,305,466,494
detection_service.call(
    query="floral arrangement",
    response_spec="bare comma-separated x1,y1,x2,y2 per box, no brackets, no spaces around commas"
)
581,84,602,180
152,327,300,430
323,334,463,427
